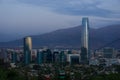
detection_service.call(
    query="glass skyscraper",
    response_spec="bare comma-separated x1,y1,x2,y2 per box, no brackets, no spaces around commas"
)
81,17,89,50
24,37,32,65
81,17,89,63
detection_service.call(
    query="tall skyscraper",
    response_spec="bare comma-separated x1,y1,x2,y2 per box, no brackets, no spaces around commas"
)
81,17,89,50
24,37,32,65
81,17,89,63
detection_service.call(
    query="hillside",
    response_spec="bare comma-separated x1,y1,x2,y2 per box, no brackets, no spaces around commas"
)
0,24,120,49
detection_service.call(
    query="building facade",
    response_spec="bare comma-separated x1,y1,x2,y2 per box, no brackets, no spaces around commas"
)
24,37,32,65
81,17,89,63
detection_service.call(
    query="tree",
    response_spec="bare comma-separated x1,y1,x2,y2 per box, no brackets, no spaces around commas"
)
0,68,7,80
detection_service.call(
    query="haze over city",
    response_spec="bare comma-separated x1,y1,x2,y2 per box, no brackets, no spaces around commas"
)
0,0,120,41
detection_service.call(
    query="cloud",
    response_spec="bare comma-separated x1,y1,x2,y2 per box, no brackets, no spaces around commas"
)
97,0,120,11
17,0,120,18
0,1,82,35
0,0,120,37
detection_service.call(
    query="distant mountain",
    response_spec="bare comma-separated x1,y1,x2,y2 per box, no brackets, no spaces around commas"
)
0,24,120,49
0,33,15,42
89,24,120,49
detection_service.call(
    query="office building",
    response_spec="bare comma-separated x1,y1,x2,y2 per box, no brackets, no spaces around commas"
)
37,50,43,64
53,50,60,63
67,54,80,64
42,49,52,63
24,36,32,65
81,17,89,51
31,50,37,63
46,49,52,63
11,51,17,63
81,17,89,63
59,51,66,63
80,47,88,63
103,47,114,58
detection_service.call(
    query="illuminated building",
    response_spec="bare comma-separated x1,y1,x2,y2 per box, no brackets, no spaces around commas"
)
24,37,32,65
81,17,89,63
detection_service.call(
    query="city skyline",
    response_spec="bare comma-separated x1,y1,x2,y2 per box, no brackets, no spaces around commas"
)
0,1,120,80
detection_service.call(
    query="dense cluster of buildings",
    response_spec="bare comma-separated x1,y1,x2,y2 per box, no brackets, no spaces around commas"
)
0,46,120,66
90,47,120,66
0,17,120,67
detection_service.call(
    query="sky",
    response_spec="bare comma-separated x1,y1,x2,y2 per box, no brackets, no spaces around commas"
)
0,0,120,41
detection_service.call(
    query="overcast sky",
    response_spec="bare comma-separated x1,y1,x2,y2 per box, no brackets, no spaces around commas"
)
0,0,120,37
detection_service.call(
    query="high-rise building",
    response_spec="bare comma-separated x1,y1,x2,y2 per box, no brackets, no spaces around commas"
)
81,17,89,52
59,51,66,63
11,51,17,63
42,49,52,63
37,50,43,64
81,17,89,63
53,50,60,63
81,47,88,63
103,47,114,58
24,37,32,65
67,54,80,64
31,49,37,63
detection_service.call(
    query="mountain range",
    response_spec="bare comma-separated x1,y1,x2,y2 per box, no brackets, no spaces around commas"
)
0,24,120,50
